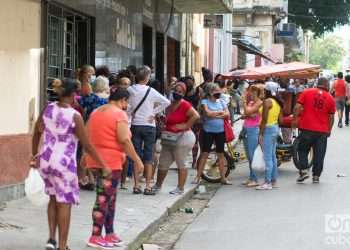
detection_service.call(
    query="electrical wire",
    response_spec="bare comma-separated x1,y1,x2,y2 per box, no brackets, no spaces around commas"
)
164,0,175,33
288,13,350,20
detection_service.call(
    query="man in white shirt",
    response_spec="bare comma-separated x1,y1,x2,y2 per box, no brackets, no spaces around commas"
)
127,66,170,195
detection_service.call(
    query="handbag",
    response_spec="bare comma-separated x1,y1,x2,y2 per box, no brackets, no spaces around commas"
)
224,118,235,143
219,100,235,143
161,131,183,146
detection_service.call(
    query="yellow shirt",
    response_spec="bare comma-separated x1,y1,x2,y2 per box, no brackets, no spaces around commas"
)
259,98,281,126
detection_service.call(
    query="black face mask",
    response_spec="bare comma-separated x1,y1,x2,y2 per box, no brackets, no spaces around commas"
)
187,85,194,91
173,92,184,101
213,93,221,99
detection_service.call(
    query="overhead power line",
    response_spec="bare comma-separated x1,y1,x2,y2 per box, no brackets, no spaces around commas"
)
288,13,350,20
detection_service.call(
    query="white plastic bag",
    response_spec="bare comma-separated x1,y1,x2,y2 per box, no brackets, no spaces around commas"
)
252,146,266,171
25,168,49,206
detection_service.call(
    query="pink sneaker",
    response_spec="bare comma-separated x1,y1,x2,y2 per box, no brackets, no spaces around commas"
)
87,236,115,249
105,233,124,247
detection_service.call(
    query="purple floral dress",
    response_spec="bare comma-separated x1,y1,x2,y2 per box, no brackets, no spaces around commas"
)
39,102,80,205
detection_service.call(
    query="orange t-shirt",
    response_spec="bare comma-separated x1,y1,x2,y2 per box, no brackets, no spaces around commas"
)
85,106,130,170
334,79,346,98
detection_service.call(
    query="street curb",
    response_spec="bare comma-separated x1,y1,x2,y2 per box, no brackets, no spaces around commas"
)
125,184,198,250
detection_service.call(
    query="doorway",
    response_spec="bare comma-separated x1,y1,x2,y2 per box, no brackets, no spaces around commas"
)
46,2,94,101
143,25,153,68
156,32,164,92
167,37,180,80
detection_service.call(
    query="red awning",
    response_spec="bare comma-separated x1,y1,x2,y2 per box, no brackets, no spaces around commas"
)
224,62,321,80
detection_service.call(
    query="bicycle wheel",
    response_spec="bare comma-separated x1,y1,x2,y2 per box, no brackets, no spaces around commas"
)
201,151,233,183
292,137,313,170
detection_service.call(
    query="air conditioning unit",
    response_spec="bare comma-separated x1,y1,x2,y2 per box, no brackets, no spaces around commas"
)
277,23,296,37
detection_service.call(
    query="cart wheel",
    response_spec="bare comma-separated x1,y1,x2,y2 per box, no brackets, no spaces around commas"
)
292,137,313,170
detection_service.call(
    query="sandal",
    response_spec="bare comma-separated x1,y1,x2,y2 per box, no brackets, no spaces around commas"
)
246,181,259,187
79,183,95,191
120,184,128,190
133,187,142,195
191,177,201,185
143,188,156,196
221,179,233,185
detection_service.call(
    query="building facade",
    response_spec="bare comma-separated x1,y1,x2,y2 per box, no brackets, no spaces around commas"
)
205,14,234,75
231,0,287,68
0,0,233,201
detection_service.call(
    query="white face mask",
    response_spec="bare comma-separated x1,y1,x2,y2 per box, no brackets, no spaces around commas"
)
90,75,96,83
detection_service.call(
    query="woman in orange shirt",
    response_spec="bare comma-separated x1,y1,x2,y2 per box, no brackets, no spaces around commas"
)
85,88,144,249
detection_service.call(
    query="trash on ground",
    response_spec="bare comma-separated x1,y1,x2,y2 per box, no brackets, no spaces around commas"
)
197,185,206,193
179,207,194,214
337,174,347,177
141,243,161,250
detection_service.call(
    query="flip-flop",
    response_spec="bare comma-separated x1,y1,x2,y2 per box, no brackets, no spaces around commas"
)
221,180,233,185
143,188,156,196
191,178,201,185
133,187,142,194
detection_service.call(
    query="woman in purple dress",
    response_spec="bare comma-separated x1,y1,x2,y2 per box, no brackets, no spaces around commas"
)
31,79,106,250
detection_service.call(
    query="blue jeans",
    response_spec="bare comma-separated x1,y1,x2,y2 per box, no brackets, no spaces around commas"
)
244,127,259,181
131,125,156,165
263,125,279,183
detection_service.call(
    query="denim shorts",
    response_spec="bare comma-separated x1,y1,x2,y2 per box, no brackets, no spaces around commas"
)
336,98,345,111
131,125,156,165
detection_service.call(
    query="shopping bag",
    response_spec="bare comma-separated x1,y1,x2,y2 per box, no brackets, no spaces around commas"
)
25,168,49,206
252,146,265,171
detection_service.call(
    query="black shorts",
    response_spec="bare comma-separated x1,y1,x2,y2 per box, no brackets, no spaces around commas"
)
201,131,225,153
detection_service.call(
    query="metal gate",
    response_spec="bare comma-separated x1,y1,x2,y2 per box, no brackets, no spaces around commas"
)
46,2,92,101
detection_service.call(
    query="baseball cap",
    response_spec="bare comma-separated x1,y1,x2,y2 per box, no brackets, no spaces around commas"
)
264,81,280,96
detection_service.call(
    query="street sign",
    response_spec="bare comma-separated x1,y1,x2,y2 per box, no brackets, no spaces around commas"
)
204,15,223,29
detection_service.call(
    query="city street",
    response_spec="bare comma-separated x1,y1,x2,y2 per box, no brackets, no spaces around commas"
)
174,126,350,250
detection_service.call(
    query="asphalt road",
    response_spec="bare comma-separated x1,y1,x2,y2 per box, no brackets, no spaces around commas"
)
174,126,350,250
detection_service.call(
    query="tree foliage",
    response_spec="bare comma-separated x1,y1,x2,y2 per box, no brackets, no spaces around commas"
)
289,0,350,37
309,36,345,72
286,51,305,62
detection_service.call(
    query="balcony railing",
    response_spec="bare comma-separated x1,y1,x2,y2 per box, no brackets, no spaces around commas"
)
173,0,233,13
232,0,286,14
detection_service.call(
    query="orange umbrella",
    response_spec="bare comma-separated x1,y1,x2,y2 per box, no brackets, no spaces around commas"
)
223,62,321,80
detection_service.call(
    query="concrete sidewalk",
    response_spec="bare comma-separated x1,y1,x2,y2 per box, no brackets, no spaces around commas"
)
0,119,244,250
0,170,198,250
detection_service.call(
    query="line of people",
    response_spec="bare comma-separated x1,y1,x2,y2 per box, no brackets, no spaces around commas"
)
29,63,336,250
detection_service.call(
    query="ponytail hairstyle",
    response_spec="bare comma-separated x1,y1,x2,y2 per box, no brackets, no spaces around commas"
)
265,90,284,108
52,78,78,98
109,87,130,102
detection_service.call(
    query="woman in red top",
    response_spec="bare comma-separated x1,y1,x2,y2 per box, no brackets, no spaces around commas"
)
153,82,200,195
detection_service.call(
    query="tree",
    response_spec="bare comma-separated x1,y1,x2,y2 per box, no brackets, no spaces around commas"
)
289,0,350,37
286,51,305,62
309,36,345,72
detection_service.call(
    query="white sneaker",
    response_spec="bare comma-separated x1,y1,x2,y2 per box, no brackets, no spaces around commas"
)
256,183,273,190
